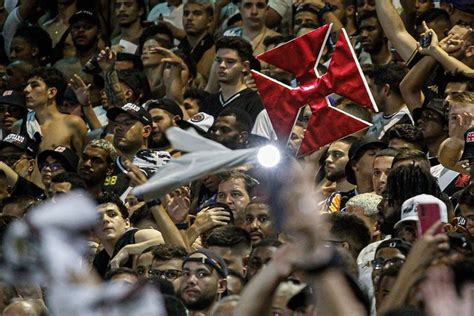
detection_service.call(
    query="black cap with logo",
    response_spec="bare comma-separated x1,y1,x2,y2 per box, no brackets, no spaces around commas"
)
107,103,152,126
0,90,27,109
0,134,37,156
37,146,79,172
460,127,474,162
69,10,100,26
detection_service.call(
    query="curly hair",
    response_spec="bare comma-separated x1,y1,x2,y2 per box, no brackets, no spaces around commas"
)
95,192,129,219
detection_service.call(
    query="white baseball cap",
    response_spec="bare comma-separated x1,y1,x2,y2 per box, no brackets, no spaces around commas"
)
394,194,448,229
177,112,214,135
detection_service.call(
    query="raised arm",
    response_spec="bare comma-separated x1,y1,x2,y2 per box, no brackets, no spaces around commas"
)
375,0,418,61
69,74,103,130
98,47,128,107
399,56,437,111
438,112,473,175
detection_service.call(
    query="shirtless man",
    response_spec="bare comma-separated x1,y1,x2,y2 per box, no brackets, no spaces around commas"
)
13,67,87,153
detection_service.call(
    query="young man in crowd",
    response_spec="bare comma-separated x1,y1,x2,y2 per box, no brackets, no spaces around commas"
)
216,171,254,226
223,0,280,55
178,0,215,80
54,10,101,82
93,192,164,279
15,67,87,154
365,64,413,140
78,139,117,197
372,148,399,196
178,249,228,315
112,0,145,46
0,0,473,314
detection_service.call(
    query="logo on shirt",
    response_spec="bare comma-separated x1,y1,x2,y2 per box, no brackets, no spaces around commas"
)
191,113,205,122
467,131,474,143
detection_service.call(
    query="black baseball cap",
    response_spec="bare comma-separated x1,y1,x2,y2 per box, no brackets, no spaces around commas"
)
345,136,387,185
145,98,184,119
460,127,474,162
107,103,152,126
413,98,446,122
0,134,37,155
376,238,412,257
183,249,228,278
69,10,100,26
37,145,79,172
0,90,26,109
295,3,319,15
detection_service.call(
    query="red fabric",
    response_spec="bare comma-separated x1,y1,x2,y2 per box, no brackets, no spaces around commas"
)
252,25,378,156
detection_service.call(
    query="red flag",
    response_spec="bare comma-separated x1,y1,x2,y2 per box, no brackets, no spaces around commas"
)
252,24,378,156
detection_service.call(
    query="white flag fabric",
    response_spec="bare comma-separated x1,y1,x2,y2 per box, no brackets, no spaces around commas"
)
133,127,259,200
2,193,165,316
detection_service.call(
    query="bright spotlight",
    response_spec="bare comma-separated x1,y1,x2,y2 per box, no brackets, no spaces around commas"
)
257,145,281,168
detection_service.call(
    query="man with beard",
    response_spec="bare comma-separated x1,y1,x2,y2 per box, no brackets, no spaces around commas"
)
146,98,183,154
0,90,27,140
112,0,145,46
178,0,215,80
365,64,413,140
208,108,252,149
216,171,254,226
54,11,101,82
105,103,170,196
178,249,228,315
78,139,117,197
325,137,357,212
359,11,391,65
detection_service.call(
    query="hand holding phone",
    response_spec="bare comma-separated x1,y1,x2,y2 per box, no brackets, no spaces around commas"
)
417,203,443,237
420,32,433,48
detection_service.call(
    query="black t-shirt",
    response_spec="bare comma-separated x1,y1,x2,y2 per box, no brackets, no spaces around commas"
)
178,33,214,66
102,158,131,197
12,176,44,199
201,88,264,124
93,228,138,279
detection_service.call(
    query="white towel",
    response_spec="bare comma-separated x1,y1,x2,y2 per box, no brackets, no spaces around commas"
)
26,111,42,141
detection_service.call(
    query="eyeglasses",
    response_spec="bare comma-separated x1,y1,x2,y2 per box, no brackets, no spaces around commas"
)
148,269,182,280
371,257,405,270
40,162,64,172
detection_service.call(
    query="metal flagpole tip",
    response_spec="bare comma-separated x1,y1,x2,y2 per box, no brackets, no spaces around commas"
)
257,145,281,168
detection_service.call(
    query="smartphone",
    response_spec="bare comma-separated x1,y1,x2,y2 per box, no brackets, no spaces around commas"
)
420,32,433,48
417,203,442,237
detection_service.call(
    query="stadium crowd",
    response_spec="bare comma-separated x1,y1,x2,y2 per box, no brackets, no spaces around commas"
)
0,0,473,315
